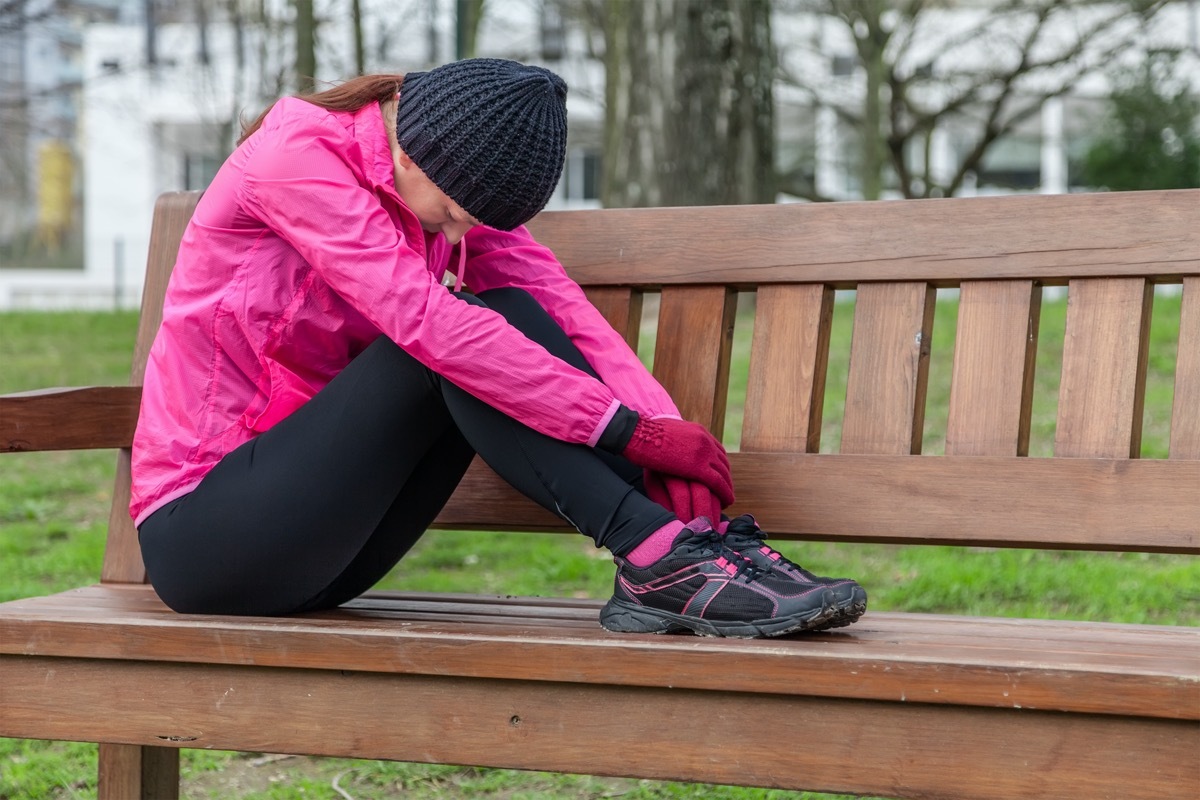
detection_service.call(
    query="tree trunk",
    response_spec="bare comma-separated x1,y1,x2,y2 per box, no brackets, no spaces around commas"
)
603,0,775,207
294,0,316,92
351,0,365,74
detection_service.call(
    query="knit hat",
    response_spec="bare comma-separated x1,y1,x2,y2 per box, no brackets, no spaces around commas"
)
396,58,568,231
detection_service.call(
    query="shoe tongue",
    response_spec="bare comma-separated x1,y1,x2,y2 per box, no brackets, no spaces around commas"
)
673,516,716,545
723,515,757,536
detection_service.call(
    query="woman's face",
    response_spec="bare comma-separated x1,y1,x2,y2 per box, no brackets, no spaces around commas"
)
392,148,480,245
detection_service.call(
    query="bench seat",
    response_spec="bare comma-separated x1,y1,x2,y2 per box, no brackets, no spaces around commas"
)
2,584,1196,798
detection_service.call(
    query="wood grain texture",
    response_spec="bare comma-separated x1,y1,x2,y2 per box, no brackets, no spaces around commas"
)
842,282,936,454
946,281,1040,456
0,386,140,452
130,192,200,385
3,657,1196,798
432,455,1200,552
1171,277,1200,459
582,286,643,351
97,743,179,800
101,448,146,584
742,284,833,453
1056,279,1153,458
527,189,1200,288
651,286,737,432
1,585,1196,721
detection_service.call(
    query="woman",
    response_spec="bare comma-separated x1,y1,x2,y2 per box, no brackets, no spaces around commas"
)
131,58,866,637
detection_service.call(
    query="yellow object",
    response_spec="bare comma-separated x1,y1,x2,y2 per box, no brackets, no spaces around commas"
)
35,140,74,253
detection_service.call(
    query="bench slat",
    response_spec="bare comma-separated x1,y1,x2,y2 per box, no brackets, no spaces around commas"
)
5,656,1194,799
946,281,1040,456
433,455,1200,551
0,387,140,452
651,286,737,431
1055,278,1154,458
2,586,1196,721
582,286,642,350
841,282,936,454
527,190,1200,287
742,284,833,452
1171,276,1200,459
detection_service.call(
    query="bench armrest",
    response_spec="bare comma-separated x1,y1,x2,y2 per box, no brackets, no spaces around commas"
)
0,386,141,452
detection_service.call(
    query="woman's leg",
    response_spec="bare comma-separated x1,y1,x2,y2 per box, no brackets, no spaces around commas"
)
139,336,476,616
447,288,673,555
141,290,671,615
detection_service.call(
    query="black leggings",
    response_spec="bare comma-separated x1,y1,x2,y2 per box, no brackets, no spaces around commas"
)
138,287,673,616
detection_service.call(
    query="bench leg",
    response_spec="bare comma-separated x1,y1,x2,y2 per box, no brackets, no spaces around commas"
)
98,743,180,800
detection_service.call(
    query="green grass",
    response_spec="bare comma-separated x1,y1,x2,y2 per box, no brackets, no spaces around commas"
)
1,293,1197,800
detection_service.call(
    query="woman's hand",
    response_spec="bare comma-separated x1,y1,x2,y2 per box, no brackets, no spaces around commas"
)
621,415,734,507
643,470,724,525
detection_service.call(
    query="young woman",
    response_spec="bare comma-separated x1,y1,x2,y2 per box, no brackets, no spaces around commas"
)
131,58,866,638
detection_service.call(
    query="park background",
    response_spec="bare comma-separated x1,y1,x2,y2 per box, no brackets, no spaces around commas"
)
2,0,1199,797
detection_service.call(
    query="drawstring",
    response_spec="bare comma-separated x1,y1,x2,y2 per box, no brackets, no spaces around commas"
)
453,240,466,293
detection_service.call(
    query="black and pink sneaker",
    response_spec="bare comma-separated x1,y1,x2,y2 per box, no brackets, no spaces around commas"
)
721,514,867,630
600,519,842,638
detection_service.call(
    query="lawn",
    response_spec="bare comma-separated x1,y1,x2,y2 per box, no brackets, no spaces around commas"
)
1,292,1196,800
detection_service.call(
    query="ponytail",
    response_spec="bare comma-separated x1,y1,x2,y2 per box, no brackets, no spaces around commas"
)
238,74,406,145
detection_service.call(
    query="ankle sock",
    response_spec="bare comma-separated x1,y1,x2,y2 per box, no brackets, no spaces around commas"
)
625,519,686,567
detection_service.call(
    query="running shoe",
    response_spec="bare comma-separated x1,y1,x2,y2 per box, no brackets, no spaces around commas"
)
600,518,842,638
721,514,867,630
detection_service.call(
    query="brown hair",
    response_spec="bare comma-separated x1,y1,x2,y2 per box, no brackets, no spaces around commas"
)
237,74,407,145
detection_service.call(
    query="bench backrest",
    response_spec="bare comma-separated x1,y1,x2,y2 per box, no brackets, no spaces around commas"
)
13,189,1198,584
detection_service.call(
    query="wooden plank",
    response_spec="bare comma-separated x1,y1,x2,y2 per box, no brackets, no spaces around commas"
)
527,189,1200,288
651,286,737,432
98,743,179,800
741,284,833,453
583,286,643,351
4,658,1196,798
1171,276,1200,459
842,282,936,454
0,386,140,452
130,192,200,385
946,281,1040,456
102,449,147,585
430,454,1200,552
3,589,1196,720
1056,279,1153,458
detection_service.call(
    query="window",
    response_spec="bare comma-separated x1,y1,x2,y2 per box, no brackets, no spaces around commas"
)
183,153,221,190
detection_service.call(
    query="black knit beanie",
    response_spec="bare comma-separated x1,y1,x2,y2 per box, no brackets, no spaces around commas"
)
396,58,568,231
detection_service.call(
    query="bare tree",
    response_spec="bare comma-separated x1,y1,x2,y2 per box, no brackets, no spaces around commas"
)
781,0,1170,200
600,0,775,207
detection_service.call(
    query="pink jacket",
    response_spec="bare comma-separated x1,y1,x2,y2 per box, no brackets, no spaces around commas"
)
129,97,678,526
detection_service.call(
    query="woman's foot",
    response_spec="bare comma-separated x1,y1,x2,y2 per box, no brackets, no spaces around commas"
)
720,514,867,630
600,518,843,638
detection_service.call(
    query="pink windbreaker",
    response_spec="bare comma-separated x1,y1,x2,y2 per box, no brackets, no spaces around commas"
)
129,97,678,526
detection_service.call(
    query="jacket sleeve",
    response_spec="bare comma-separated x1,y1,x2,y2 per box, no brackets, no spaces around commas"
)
237,107,621,446
462,225,681,420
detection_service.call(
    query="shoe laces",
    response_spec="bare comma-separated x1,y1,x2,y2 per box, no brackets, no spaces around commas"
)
723,516,813,577
687,528,764,581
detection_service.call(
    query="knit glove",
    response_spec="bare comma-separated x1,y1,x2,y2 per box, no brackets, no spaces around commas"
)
598,406,734,507
644,470,724,525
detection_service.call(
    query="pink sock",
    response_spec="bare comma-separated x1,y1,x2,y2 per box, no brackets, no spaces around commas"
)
625,520,686,567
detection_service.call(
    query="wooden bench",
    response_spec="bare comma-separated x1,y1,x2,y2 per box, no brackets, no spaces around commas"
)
1,189,1197,800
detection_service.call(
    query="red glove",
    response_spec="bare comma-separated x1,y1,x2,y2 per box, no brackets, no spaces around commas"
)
644,470,723,525
621,415,734,507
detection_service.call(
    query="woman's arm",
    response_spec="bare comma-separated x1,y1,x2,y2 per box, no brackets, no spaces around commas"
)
237,106,622,447
462,225,681,421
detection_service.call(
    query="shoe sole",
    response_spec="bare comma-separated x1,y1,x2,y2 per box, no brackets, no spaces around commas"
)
809,585,868,632
599,588,841,639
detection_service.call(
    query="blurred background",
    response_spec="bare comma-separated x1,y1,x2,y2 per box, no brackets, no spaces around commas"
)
0,0,1198,309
